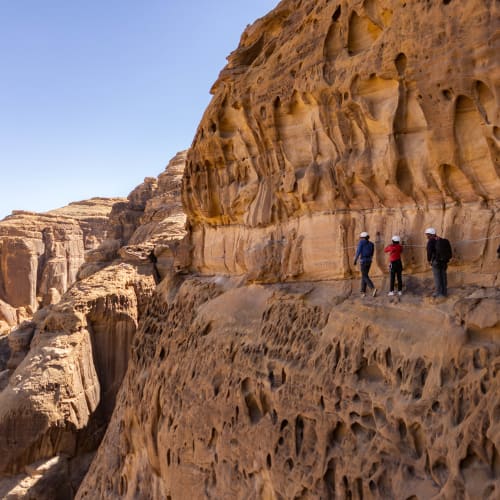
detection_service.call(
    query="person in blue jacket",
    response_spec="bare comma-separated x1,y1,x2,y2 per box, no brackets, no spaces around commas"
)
354,231,377,297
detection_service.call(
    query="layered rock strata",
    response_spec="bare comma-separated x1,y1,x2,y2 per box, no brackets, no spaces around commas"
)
0,263,156,498
0,154,188,497
2,0,500,498
0,198,124,313
77,1,500,498
183,0,500,285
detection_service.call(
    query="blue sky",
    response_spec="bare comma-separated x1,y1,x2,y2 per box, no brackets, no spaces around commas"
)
0,1,279,219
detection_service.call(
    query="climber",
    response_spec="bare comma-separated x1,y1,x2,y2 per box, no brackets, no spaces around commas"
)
354,231,377,297
425,227,452,297
384,235,403,296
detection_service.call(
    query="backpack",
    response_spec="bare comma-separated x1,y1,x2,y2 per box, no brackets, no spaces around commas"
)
435,238,452,263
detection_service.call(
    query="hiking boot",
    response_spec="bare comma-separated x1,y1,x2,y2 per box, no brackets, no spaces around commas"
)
360,292,366,298
372,288,378,297
388,291,395,296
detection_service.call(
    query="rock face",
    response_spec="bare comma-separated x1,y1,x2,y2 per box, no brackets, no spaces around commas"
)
0,155,187,498
75,1,500,499
0,198,125,313
77,279,500,499
80,151,188,281
3,1,500,499
0,299,17,335
183,0,500,285
0,263,157,499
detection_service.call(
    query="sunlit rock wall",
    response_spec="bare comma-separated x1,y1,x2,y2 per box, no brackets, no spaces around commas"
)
0,153,188,498
0,198,125,312
183,0,500,284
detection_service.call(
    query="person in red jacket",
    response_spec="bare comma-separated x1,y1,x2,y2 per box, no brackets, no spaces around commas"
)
384,235,403,296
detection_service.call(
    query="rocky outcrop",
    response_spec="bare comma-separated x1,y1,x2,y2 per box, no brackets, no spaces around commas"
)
183,0,500,285
0,262,157,498
77,278,500,499
0,198,124,313
0,154,188,498
2,0,500,498
76,1,500,498
80,151,188,280
0,299,17,335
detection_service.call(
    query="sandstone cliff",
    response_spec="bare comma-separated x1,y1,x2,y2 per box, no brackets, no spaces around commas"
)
77,0,500,498
0,198,124,317
2,0,500,498
80,151,188,281
0,154,187,498
183,0,500,285
0,262,157,499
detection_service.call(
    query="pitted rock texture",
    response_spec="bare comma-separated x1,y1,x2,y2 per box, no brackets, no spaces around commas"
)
183,0,500,284
77,278,500,499
0,262,156,498
0,198,124,312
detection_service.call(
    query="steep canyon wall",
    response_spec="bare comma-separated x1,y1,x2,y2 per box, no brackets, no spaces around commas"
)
0,154,188,498
183,0,500,285
1,0,499,498
0,198,124,319
76,0,500,498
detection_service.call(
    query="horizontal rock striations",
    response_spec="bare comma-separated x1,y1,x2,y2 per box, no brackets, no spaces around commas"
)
2,0,500,498
183,0,500,284
76,1,500,499
0,198,125,314
0,154,188,497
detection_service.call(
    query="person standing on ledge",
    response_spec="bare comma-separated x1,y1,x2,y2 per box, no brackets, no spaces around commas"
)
354,231,377,297
384,235,403,296
425,227,452,297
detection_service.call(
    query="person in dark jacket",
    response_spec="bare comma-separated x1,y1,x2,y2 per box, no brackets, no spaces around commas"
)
384,235,403,296
354,231,377,297
425,227,448,297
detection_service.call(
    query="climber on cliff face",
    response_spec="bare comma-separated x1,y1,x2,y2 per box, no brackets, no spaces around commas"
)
354,231,377,297
425,227,452,298
384,235,403,296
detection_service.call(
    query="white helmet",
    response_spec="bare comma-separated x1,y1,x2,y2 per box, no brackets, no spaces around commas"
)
359,231,369,238
425,227,436,235
392,235,400,242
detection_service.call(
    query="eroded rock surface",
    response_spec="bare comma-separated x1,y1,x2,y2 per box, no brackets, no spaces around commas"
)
76,1,500,498
0,262,156,499
0,153,188,498
0,198,124,313
80,151,188,280
2,0,500,498
77,278,500,499
183,0,500,285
